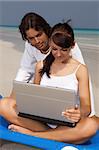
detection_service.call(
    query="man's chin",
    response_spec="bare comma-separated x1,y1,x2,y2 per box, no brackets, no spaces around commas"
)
40,47,49,53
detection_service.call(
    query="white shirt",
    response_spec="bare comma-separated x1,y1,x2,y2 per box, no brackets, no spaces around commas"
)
40,64,81,93
15,41,47,82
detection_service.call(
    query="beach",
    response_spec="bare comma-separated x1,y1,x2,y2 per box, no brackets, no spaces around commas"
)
0,27,99,149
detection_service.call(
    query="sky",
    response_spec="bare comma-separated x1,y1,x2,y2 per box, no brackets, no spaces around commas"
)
0,0,99,29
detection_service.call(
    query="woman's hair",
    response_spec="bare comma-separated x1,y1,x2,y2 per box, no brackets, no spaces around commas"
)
19,12,51,40
51,32,74,48
40,21,75,78
50,21,75,46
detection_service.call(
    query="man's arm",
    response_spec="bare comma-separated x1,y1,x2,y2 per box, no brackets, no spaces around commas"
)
9,42,37,98
15,41,38,83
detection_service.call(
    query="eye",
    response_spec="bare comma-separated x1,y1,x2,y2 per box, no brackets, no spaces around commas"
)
36,32,43,37
52,48,57,51
50,46,57,51
28,37,34,40
61,48,68,52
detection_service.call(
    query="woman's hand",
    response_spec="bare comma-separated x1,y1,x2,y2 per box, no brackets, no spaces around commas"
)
62,105,81,123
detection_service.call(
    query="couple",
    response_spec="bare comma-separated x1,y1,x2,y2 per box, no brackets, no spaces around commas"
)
0,12,99,144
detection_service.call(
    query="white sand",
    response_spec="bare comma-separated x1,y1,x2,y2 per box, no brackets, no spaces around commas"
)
0,27,24,96
0,27,99,117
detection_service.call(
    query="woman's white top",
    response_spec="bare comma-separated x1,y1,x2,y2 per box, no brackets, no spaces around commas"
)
40,64,95,117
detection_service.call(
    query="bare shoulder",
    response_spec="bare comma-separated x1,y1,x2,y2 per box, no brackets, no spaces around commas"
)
76,63,89,78
72,58,88,71
79,64,88,72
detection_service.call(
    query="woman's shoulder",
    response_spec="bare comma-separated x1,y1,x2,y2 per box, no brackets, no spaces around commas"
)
71,58,88,74
75,62,89,78
72,58,87,67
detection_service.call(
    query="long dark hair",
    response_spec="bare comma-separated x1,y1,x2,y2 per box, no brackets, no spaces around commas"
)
40,21,75,78
40,52,55,78
19,12,51,40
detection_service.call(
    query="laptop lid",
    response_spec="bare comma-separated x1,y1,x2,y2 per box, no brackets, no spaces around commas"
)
13,80,79,127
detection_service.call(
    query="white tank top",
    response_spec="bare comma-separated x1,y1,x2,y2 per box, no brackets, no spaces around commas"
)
40,64,95,117
40,64,81,93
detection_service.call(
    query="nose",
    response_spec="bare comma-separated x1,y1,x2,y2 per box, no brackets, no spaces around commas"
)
56,50,61,57
34,37,40,44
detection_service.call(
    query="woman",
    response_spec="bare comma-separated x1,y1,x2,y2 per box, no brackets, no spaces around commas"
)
8,22,98,144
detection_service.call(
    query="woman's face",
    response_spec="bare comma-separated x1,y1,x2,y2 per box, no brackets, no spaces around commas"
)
50,40,71,62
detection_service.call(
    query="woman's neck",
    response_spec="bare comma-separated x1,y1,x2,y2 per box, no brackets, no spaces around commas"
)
54,56,72,64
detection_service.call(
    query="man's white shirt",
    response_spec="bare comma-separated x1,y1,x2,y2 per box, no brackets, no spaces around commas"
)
15,41,47,82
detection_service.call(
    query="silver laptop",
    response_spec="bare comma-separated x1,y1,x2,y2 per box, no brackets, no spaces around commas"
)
13,80,79,127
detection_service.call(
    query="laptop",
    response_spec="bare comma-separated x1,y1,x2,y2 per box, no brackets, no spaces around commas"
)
13,80,79,127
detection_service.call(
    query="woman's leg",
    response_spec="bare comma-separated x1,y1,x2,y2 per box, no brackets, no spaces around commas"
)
8,117,98,144
93,115,99,129
0,98,49,131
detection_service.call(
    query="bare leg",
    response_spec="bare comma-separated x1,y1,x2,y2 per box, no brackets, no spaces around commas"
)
0,98,49,131
8,117,98,144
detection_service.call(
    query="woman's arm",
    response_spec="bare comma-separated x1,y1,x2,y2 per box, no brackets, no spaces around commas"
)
77,64,91,118
63,64,91,122
33,61,43,85
71,43,95,116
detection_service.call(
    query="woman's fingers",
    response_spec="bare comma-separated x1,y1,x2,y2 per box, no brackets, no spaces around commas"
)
62,107,81,122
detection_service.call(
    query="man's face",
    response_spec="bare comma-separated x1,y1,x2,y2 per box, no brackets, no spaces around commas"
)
26,28,49,53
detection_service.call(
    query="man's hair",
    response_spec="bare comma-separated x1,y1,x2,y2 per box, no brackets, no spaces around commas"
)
19,12,51,40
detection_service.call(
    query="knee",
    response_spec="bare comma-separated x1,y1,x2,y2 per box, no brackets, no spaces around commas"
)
0,98,8,114
77,117,98,139
0,98,18,122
